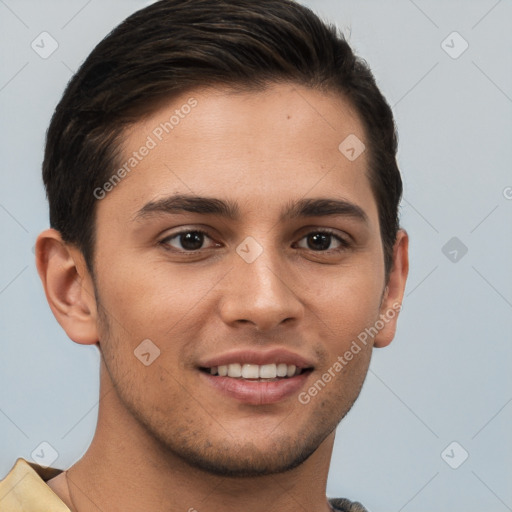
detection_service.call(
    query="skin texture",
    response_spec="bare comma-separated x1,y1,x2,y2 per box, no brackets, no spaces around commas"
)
38,83,409,512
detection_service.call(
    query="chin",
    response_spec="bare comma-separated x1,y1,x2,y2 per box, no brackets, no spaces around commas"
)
175,439,318,478
162,418,338,478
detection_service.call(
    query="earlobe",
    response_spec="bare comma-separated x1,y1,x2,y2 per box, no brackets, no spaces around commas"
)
35,229,99,345
374,229,409,348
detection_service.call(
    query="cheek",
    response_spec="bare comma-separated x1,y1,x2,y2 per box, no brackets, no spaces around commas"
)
96,257,212,334
94,260,219,386
305,264,384,338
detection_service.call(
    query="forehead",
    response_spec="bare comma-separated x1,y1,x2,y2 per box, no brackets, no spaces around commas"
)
97,82,377,224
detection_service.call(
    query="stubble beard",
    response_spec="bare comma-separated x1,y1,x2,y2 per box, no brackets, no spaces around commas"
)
93,286,367,479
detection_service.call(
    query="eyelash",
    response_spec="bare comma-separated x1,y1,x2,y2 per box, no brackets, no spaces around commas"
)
159,228,351,254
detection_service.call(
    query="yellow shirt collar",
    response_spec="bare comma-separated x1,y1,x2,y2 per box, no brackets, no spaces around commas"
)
0,458,70,511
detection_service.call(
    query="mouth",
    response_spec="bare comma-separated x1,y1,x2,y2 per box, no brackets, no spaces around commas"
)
199,363,312,381
197,351,315,405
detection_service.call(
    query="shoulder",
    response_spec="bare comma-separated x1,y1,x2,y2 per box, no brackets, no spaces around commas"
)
329,497,368,512
0,457,70,511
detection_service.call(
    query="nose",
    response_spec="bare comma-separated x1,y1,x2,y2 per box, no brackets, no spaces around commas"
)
218,241,304,331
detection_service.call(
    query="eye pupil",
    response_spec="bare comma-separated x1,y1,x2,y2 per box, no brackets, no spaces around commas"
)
308,233,330,251
181,232,204,250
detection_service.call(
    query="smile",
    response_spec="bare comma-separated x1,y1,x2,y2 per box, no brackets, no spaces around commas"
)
202,363,304,379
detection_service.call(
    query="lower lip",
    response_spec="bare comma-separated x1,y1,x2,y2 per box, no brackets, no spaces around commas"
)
199,371,311,405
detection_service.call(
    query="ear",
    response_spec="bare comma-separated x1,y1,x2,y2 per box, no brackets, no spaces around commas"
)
35,229,99,345
373,229,409,348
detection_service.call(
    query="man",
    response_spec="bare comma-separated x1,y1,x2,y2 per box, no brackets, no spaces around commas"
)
0,0,408,510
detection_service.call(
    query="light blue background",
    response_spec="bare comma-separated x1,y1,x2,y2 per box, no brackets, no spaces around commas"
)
1,1,511,510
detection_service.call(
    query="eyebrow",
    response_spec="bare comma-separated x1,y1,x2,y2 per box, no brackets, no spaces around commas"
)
134,194,369,224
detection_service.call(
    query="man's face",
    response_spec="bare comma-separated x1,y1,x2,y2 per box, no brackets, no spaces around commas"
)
91,83,393,476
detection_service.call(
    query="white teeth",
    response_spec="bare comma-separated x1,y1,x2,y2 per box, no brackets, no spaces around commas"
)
241,364,259,379
276,363,288,377
207,363,303,379
259,364,277,379
227,363,242,378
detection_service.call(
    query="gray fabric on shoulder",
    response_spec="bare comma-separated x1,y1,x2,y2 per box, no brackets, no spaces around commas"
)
329,497,368,512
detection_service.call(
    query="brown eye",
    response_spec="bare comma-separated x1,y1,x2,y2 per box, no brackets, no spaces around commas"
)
306,233,331,251
296,230,350,252
161,230,216,252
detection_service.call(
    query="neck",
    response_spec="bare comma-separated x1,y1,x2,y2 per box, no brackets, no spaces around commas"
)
63,359,335,512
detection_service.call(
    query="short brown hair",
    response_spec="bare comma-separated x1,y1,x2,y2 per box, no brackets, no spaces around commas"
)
43,0,402,278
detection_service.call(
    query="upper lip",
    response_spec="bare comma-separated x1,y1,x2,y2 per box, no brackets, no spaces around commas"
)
198,348,315,369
